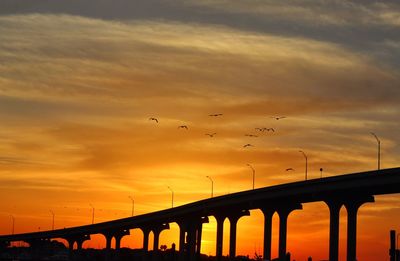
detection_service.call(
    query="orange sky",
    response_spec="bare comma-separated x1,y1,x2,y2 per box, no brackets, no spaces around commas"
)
1,1,400,260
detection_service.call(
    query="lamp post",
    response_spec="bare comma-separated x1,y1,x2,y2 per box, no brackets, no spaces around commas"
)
89,204,95,224
247,164,255,189
50,210,55,230
299,150,308,180
10,215,15,235
167,186,174,208
206,176,214,198
370,132,381,170
320,168,323,179
128,196,134,217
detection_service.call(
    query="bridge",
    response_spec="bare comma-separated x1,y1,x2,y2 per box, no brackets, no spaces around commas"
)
1,167,400,261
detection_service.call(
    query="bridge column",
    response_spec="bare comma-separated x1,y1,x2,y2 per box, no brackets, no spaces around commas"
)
260,207,275,261
196,220,207,258
152,223,170,252
344,196,374,261
177,216,209,261
140,227,152,261
64,234,90,259
141,227,151,251
187,222,197,260
277,203,302,260
67,238,75,252
115,235,122,250
76,236,90,250
104,229,130,250
178,225,185,252
228,210,250,259
214,214,226,261
105,234,112,250
115,234,123,250
325,199,343,261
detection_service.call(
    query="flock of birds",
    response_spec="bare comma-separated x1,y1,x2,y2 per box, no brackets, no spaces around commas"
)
148,114,295,172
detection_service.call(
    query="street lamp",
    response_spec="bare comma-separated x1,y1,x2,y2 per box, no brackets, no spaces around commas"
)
167,186,174,208
299,150,308,180
206,176,214,198
50,210,55,230
10,215,15,235
247,164,255,189
128,196,134,217
89,204,95,224
370,132,381,170
320,168,323,179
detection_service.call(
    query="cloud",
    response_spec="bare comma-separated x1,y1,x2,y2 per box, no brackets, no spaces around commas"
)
1,0,399,68
0,11,399,259
1,14,399,108
0,14,399,183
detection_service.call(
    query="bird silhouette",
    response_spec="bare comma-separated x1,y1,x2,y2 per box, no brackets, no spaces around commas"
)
286,168,294,171
178,125,188,130
149,117,158,123
209,113,223,117
205,133,216,137
255,128,265,132
266,128,275,132
245,134,258,137
271,116,286,120
243,144,253,148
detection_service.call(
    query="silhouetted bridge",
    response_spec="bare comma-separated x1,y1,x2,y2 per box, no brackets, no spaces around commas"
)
1,167,400,261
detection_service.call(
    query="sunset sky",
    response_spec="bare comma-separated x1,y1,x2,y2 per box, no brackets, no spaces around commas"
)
0,0,400,260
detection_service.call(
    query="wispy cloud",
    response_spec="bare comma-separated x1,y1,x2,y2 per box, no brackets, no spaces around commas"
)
0,3,399,259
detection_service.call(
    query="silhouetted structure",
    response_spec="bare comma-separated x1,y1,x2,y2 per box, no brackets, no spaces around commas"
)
391,230,396,261
1,168,400,261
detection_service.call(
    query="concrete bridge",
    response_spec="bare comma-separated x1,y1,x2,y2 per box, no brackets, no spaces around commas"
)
1,167,400,261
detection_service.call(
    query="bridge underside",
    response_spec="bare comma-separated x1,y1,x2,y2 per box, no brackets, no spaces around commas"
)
1,167,399,261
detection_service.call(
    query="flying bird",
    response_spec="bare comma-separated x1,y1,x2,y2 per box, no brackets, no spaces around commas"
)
205,133,217,137
286,168,294,171
266,128,275,132
209,113,223,117
271,116,286,120
149,117,158,123
178,125,188,130
245,134,258,137
255,128,265,132
243,144,254,148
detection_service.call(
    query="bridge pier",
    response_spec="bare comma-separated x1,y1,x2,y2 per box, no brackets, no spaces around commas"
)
105,234,112,250
76,237,86,250
325,199,343,261
277,204,302,260
345,196,374,261
115,234,123,250
152,223,170,252
325,195,374,261
102,229,130,250
214,214,226,261
260,207,275,261
228,210,250,259
139,223,170,261
141,227,151,251
178,216,208,261
196,221,204,259
64,234,90,260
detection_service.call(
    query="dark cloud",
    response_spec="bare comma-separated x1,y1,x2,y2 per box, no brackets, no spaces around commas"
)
1,0,399,67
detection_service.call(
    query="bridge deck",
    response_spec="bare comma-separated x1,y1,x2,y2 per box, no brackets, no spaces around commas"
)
1,167,399,242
